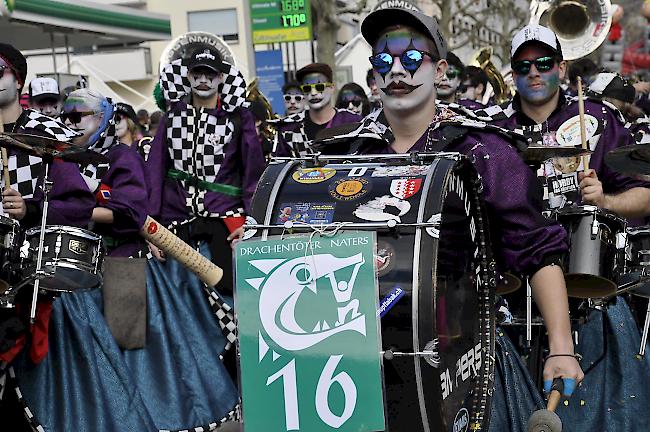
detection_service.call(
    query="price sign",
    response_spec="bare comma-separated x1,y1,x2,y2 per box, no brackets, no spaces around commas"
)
236,232,386,432
250,0,312,44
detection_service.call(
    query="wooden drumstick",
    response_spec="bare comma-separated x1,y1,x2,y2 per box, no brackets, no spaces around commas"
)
140,216,224,287
577,76,590,171
526,378,564,432
0,113,10,192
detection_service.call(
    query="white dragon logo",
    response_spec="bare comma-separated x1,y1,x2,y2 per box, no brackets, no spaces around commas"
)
246,253,367,352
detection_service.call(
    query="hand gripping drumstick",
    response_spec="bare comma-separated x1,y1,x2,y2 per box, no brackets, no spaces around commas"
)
527,378,564,432
140,216,224,287
577,76,590,171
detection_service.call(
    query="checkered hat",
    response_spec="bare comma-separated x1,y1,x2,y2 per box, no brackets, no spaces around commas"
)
160,59,250,112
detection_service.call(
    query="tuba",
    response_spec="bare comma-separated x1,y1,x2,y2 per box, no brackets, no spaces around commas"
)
246,78,279,158
469,47,514,105
529,0,612,60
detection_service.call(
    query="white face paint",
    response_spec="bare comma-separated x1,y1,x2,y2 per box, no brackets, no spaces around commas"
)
301,73,334,111
372,29,443,115
0,65,19,108
284,90,305,115
31,98,61,118
115,117,128,139
436,66,461,99
188,67,222,100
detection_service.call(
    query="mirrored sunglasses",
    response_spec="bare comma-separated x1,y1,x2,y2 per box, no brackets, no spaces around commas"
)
370,49,435,75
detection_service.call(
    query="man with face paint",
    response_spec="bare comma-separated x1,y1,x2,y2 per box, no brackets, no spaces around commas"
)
147,45,265,398
474,25,650,432
0,43,95,429
435,51,464,104
282,81,305,116
28,77,61,118
273,63,361,157
317,8,583,429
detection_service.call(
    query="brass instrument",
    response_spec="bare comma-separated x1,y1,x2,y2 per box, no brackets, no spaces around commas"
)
469,47,514,105
530,0,612,60
246,78,279,157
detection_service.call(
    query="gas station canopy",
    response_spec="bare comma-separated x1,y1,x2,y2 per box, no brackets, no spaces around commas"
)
0,0,171,50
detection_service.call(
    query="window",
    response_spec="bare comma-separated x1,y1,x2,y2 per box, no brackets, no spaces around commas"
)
188,9,239,42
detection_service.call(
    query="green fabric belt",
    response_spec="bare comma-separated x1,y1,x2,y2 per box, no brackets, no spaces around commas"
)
166,169,242,197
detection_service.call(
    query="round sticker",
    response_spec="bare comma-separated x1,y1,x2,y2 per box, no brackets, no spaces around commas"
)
292,168,336,184
375,240,396,277
329,178,370,201
555,114,598,147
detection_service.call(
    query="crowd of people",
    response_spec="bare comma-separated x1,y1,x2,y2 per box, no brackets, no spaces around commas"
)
0,5,649,431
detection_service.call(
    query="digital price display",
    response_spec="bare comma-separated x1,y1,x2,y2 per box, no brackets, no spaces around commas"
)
251,0,312,44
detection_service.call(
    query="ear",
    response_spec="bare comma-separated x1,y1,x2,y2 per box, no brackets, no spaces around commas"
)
435,59,448,84
476,83,485,96
558,60,568,82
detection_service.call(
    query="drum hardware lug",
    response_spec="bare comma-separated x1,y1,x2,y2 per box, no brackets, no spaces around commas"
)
488,277,497,287
382,339,440,367
591,217,599,239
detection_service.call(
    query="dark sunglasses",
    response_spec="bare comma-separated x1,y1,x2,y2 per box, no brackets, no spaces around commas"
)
60,111,96,124
283,94,304,102
300,83,333,94
458,83,474,93
115,114,125,122
342,98,362,107
511,56,557,75
446,68,462,79
369,48,435,75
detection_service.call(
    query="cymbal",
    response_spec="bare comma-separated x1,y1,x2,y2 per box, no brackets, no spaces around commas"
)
0,133,108,164
605,143,650,175
521,146,593,163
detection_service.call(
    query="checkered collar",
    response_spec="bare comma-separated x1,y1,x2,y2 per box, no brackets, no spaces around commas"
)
160,59,249,112
268,111,305,125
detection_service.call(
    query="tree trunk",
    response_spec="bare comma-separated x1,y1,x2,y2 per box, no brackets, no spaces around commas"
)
313,0,340,68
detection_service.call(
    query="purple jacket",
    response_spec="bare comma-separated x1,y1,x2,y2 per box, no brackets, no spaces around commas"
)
351,109,568,277
274,109,361,157
93,144,150,257
146,102,266,226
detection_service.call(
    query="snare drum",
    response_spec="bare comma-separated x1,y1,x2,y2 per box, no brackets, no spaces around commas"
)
0,215,21,304
555,205,626,298
251,156,496,431
24,226,105,292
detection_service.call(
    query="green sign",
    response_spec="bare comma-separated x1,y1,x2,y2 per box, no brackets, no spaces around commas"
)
236,232,385,431
250,0,312,44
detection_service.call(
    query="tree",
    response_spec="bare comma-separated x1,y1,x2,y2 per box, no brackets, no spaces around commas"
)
312,0,368,67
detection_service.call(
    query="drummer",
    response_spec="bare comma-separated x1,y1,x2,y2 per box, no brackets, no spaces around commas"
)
0,43,95,429
476,25,650,432
327,8,583,430
475,25,650,222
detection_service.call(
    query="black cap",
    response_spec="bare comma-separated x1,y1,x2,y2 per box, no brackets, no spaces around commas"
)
115,102,138,123
186,45,227,73
588,73,635,104
282,81,302,93
361,8,447,59
296,63,333,83
0,43,27,88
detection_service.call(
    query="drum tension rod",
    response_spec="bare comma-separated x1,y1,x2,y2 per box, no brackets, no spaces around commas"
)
382,348,440,367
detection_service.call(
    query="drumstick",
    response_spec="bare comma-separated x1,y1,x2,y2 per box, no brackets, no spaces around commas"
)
140,216,223,287
0,113,10,191
577,76,590,171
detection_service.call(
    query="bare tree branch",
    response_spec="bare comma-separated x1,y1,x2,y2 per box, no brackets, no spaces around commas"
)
337,0,369,14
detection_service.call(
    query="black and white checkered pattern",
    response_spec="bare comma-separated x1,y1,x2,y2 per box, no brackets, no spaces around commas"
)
160,59,250,112
204,288,237,348
3,110,80,198
79,121,117,185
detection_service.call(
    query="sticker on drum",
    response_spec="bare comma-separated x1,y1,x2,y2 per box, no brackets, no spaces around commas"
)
549,173,579,193
291,168,336,184
328,178,370,201
354,195,410,222
453,408,470,432
556,114,598,146
371,165,429,177
375,240,395,277
276,203,336,225
377,284,404,318
390,178,422,199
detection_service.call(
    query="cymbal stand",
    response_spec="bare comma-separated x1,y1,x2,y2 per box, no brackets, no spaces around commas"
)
28,157,52,325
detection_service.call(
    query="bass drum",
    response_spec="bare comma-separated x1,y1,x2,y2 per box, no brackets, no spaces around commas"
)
250,155,496,432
